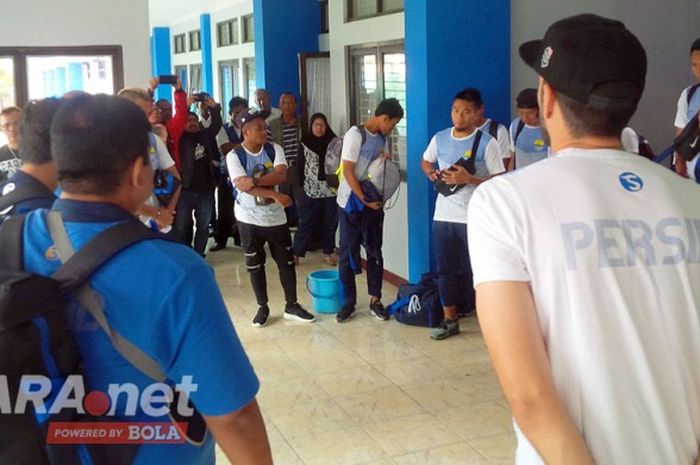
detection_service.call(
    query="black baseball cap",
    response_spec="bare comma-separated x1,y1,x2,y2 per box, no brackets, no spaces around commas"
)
238,108,266,127
519,14,646,106
516,88,538,109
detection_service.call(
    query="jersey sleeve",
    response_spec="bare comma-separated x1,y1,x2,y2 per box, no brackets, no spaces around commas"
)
484,139,505,175
157,261,259,416
272,143,288,167
497,125,511,159
509,119,517,152
154,135,175,170
340,127,363,163
226,150,247,180
468,179,530,286
422,135,439,163
620,127,640,154
675,88,689,129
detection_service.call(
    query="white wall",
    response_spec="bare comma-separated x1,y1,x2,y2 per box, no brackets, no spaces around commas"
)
0,0,150,89
327,2,408,280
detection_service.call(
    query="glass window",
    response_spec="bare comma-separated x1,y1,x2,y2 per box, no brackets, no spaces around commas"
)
350,43,406,171
219,59,240,116
26,55,114,100
189,30,201,52
382,0,404,12
174,34,186,54
242,15,254,43
217,19,239,47
243,58,255,100
174,65,188,92
0,57,15,110
189,64,202,93
347,0,403,21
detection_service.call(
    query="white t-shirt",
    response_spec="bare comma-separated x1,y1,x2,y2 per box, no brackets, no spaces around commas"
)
336,126,386,208
479,118,511,160
225,142,287,227
468,148,700,465
150,133,175,172
423,128,503,224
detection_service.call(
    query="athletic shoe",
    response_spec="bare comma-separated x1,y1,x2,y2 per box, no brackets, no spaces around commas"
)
252,305,270,327
336,305,355,323
431,319,460,340
284,303,316,323
369,301,389,321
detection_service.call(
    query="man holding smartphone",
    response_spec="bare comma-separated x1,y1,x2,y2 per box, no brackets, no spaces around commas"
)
150,75,189,168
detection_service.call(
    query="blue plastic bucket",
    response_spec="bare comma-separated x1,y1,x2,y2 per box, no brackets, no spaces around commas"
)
306,270,344,314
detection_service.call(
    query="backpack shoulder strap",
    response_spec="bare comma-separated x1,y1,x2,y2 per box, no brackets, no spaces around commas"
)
0,214,25,271
0,181,54,212
687,84,700,105
465,130,484,173
263,142,276,163
354,125,367,145
47,212,167,382
233,144,248,171
513,119,526,145
488,120,499,139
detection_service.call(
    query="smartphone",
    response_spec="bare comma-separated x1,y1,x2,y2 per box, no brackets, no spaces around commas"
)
159,74,178,85
193,92,209,102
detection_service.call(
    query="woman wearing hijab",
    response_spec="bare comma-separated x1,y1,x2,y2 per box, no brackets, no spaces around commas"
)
293,113,338,265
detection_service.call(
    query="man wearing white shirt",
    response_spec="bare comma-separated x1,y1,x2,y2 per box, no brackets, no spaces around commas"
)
469,14,700,465
673,38,700,181
420,88,504,340
226,110,315,327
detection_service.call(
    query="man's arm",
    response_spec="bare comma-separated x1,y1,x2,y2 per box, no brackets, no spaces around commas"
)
420,159,440,181
477,281,595,465
342,159,380,210
203,399,272,465
205,99,223,136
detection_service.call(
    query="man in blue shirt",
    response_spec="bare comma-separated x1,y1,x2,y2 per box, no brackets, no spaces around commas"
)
0,98,60,219
21,94,271,464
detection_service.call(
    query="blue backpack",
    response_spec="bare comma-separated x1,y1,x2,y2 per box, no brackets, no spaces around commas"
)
387,273,443,328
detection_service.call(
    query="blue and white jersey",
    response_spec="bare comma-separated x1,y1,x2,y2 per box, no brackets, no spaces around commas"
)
674,85,700,183
226,142,288,227
336,125,387,208
509,118,549,170
423,127,504,224
22,200,260,465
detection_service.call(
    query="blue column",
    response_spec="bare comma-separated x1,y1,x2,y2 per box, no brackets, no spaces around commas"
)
200,14,214,95
67,63,83,91
151,27,172,102
253,0,320,103
405,0,510,282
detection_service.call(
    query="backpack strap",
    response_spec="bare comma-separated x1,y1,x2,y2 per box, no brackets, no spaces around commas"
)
46,212,168,383
263,142,276,163
233,145,248,173
0,214,25,271
0,181,54,213
488,120,499,139
513,119,526,145
465,130,483,173
687,84,700,105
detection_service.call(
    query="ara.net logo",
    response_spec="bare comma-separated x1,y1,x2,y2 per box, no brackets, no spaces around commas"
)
619,172,643,192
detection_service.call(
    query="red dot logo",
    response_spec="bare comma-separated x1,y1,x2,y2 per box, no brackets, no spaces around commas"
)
83,391,111,416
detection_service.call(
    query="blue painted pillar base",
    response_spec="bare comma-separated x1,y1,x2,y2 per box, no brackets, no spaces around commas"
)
405,0,510,282
253,0,320,104
151,27,172,102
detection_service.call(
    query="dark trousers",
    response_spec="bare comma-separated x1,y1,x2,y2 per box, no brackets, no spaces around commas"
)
338,207,384,306
293,194,338,256
214,182,237,245
174,188,214,256
433,220,474,310
239,222,297,306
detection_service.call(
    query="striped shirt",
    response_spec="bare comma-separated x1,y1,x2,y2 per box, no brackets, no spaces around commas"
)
282,121,299,163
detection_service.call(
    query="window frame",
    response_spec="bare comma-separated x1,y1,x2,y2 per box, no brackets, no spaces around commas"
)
217,18,239,47
189,30,201,52
242,14,255,43
173,34,186,54
0,45,124,108
346,0,404,22
320,0,330,33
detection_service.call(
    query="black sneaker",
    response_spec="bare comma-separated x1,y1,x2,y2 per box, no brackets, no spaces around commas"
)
252,305,270,327
369,301,389,321
336,305,355,323
284,303,315,323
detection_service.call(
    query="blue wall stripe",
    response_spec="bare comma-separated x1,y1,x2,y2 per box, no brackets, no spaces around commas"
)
405,0,511,282
200,14,214,95
253,0,320,104
151,27,172,102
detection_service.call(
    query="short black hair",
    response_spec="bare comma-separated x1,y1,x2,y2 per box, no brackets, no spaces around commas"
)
155,98,171,106
279,92,297,103
374,98,404,120
556,81,638,138
19,98,61,164
51,94,150,196
228,96,248,114
692,38,700,54
453,88,483,107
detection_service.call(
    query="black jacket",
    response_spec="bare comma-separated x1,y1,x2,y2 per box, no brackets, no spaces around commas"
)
179,106,223,189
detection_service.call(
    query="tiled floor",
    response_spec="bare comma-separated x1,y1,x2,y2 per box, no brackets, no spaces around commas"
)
208,244,516,465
